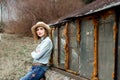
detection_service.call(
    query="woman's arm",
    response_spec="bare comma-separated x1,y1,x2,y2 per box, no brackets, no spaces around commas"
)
31,40,52,59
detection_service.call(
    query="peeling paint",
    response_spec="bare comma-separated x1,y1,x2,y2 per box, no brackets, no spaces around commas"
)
112,14,117,79
91,18,99,80
64,22,69,69
76,19,81,44
113,21,117,41
101,10,115,20
51,28,56,40
66,70,78,75
112,72,115,79
49,27,56,65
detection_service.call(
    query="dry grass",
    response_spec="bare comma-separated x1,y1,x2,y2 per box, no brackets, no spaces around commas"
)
0,33,37,80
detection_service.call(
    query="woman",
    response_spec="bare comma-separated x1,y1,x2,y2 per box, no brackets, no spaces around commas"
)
20,21,53,80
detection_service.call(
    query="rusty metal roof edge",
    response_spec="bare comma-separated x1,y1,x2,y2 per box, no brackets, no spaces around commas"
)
85,1,120,15
49,19,71,27
50,1,120,27
63,1,120,21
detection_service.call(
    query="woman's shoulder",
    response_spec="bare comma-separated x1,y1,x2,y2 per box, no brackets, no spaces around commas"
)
44,37,52,43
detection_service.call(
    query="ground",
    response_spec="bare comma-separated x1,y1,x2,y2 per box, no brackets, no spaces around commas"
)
0,33,37,80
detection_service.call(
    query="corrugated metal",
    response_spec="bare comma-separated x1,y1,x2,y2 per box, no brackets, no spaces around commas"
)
61,0,120,20
49,0,120,26
51,3,119,79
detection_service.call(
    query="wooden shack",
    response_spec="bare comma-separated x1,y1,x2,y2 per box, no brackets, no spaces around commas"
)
49,0,120,80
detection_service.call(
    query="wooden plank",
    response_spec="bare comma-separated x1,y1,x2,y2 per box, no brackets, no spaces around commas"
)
91,18,99,80
64,22,69,69
51,67,90,80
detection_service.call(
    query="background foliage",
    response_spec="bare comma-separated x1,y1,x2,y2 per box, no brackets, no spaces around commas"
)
0,0,95,36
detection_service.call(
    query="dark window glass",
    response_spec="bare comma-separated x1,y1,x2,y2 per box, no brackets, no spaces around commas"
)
52,28,59,67
59,26,66,69
68,21,79,72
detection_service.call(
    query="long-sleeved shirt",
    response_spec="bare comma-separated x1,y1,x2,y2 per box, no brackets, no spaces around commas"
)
31,37,53,64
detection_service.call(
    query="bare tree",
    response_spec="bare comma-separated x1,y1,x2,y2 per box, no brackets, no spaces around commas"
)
0,0,8,32
4,0,85,36
52,0,84,19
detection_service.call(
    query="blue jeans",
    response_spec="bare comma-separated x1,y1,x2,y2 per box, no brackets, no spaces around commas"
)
20,65,48,80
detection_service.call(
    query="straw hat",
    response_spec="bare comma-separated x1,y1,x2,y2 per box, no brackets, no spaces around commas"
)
31,21,51,41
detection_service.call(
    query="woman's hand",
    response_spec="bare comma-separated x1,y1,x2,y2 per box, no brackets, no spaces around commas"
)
35,49,40,53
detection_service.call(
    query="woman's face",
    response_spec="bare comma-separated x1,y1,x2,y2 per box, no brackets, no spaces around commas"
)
36,27,46,37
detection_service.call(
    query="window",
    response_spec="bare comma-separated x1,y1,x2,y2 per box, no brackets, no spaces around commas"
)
52,22,80,75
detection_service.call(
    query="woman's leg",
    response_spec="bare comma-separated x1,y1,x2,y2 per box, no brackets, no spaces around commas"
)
29,66,45,80
20,68,34,80
20,66,45,80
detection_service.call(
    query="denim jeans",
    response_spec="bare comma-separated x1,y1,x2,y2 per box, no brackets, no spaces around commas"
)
20,65,48,80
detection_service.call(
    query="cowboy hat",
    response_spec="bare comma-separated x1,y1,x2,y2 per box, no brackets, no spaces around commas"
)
31,21,51,40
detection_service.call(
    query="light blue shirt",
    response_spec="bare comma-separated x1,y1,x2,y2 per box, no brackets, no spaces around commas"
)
31,37,53,64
